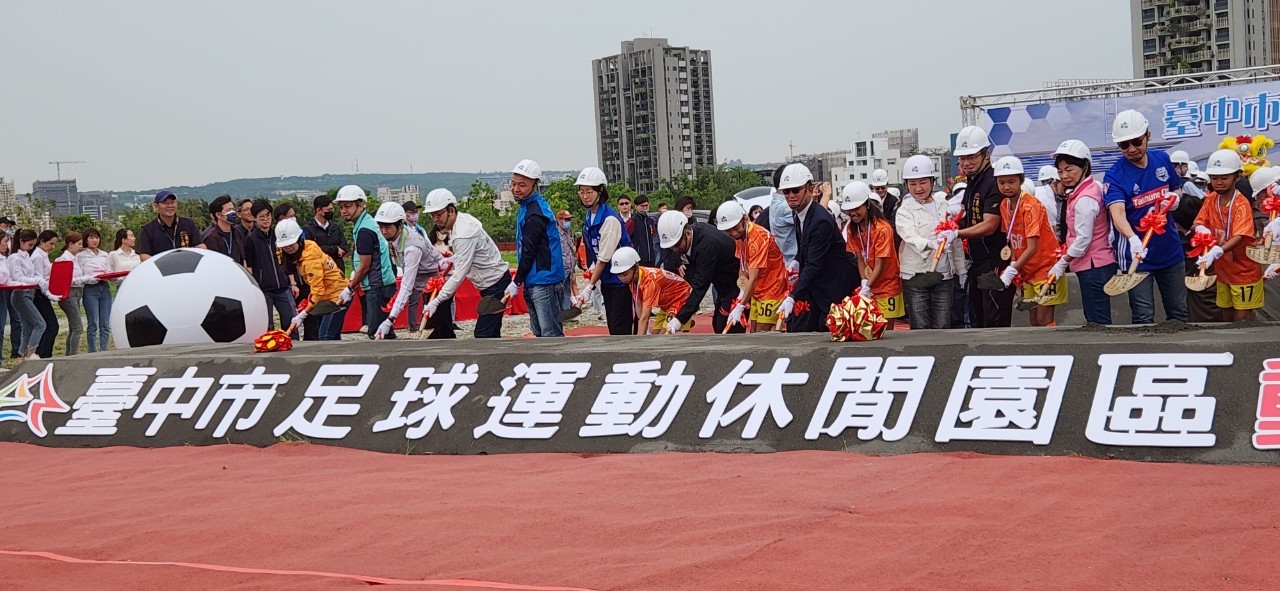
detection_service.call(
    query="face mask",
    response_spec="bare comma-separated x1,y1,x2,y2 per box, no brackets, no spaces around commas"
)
407,214,418,224
322,210,334,221
561,220,571,230
225,211,239,225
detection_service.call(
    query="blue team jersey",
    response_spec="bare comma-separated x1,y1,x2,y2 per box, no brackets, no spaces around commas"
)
1103,149,1183,271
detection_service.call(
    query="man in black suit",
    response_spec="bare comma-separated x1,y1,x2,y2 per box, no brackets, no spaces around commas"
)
657,210,746,335
777,163,858,332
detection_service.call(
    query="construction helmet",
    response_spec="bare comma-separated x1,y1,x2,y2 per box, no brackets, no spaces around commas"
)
657,210,689,249
610,246,641,275
887,187,901,199
1205,149,1244,175
715,200,747,231
1249,165,1280,196
993,156,1025,177
374,202,406,224
838,181,873,211
1052,139,1092,164
512,159,542,181
1111,109,1150,143
953,126,991,156
422,188,458,214
870,169,890,187
334,185,367,203
1169,150,1191,165
902,155,936,179
1038,166,1059,183
575,167,607,186
777,163,814,190
274,218,303,248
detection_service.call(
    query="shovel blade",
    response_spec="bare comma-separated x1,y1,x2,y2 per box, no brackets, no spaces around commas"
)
558,305,583,322
1103,271,1148,296
975,272,1007,292
906,271,943,290
1185,274,1217,292
1246,245,1280,265
475,296,507,316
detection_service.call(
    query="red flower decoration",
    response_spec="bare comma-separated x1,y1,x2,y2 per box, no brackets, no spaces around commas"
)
582,270,593,281
425,275,447,293
1262,196,1280,216
933,211,962,233
1188,232,1218,257
253,330,293,353
793,300,811,315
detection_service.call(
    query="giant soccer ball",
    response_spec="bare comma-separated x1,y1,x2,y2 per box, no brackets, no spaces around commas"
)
109,248,269,349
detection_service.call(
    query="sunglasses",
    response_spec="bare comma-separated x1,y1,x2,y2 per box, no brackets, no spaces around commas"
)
1117,136,1145,150
780,187,807,196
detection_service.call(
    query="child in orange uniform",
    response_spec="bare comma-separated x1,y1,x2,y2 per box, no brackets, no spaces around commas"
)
1194,149,1263,322
992,156,1065,326
838,181,904,328
714,200,789,332
611,246,692,334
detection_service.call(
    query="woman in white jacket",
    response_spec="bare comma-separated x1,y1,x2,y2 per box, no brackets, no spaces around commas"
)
7,229,47,359
895,155,967,329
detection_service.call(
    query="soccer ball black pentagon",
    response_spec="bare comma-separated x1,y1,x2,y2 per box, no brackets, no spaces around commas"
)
109,248,269,348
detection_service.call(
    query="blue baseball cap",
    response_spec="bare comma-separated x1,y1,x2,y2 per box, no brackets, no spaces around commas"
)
154,190,177,203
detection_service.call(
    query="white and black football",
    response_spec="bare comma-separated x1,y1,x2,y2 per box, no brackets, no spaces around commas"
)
109,248,270,348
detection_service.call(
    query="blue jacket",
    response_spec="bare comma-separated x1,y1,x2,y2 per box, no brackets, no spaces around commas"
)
515,191,566,286
584,202,632,287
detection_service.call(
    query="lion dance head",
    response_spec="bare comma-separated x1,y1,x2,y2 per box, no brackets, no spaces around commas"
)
1218,134,1273,177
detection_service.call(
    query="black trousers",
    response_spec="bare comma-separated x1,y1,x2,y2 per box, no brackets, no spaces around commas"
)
1184,258,1224,322
967,257,1014,328
600,283,634,336
712,293,747,334
34,293,58,358
475,273,511,339
422,296,456,339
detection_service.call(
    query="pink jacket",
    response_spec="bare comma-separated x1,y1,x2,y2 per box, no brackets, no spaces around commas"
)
1065,177,1116,273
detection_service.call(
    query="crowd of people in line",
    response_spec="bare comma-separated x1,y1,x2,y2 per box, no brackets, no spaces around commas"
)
7,108,1280,354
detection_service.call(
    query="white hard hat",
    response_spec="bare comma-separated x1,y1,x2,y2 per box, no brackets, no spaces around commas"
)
952,181,968,193
575,167,607,186
932,190,949,200
777,163,814,190
512,159,542,181
274,218,303,248
887,187,900,199
1052,139,1092,164
838,181,873,211
1249,165,1280,196
1111,109,1150,143
1205,149,1244,175
374,202,406,224
953,126,991,156
869,169,890,187
993,156,1025,177
1169,150,1191,164
902,155,936,180
1022,179,1036,195
334,185,367,203
1038,165,1059,182
715,200,746,231
1187,161,1201,174
422,188,458,214
610,246,641,274
657,210,689,249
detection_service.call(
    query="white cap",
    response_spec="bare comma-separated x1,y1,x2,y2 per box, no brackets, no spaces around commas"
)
953,126,991,156
1052,139,1092,164
1038,165,1059,183
274,218,303,247
1169,150,1191,164
777,163,814,190
838,181,873,211
512,159,542,181
422,188,458,214
1111,109,1149,143
869,169,890,187
993,156,1025,177
1249,165,1280,196
374,202,406,224
902,155,936,180
657,210,689,249
610,246,641,274
334,185,367,202
715,200,746,231
1205,149,1244,175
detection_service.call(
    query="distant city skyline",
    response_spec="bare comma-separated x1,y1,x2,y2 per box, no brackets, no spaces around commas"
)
1,1,1132,194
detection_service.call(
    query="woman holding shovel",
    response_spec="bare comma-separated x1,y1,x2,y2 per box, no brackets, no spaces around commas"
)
275,219,347,341
991,157,1065,327
1047,140,1116,325
841,182,904,330
896,155,966,329
1192,149,1263,322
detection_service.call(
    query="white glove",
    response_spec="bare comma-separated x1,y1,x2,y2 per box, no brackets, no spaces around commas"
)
780,296,795,317
1264,218,1280,242
46,293,61,302
1193,224,1212,236
858,279,873,299
574,282,596,306
504,282,519,299
947,202,964,218
1266,264,1280,280
1196,245,1224,267
1128,235,1147,261
926,237,941,251
83,275,100,285
999,265,1019,287
1164,190,1179,211
727,303,746,326
338,287,353,305
290,312,307,328
424,298,440,318
376,318,394,339
938,229,958,245
786,259,800,275
1048,257,1069,281
958,273,968,290
665,317,682,334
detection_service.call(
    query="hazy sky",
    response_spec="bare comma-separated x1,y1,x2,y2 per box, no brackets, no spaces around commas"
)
1,0,1132,193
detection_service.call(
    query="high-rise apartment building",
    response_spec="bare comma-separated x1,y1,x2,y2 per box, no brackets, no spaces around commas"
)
0,177,15,211
78,190,112,220
1131,0,1280,78
593,38,716,195
32,179,79,217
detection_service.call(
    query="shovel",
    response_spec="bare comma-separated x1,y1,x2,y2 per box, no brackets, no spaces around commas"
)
1185,262,1217,292
1246,213,1280,264
1016,279,1053,311
1103,228,1155,296
476,293,512,316
906,237,948,290
976,270,1007,292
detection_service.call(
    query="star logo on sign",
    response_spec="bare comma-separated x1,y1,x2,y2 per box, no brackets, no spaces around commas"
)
0,365,68,437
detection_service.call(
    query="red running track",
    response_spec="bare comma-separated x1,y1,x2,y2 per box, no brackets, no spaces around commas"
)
1,443,1277,590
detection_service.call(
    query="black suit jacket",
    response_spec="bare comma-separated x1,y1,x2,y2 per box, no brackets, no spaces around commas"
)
674,222,740,324
790,201,857,331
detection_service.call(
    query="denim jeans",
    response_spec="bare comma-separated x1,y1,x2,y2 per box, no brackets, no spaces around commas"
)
82,282,112,352
523,282,566,337
1075,263,1118,325
362,284,397,339
263,289,296,333
1128,262,1189,324
13,290,42,355
57,286,85,356
906,278,953,329
317,306,348,341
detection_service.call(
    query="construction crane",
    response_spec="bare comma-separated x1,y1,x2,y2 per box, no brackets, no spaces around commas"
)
48,160,85,180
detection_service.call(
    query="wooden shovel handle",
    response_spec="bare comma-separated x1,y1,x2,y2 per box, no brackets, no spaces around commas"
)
930,238,948,273
1267,211,1277,249
1126,227,1158,274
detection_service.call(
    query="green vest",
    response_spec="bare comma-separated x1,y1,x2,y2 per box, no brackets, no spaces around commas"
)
352,211,395,290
